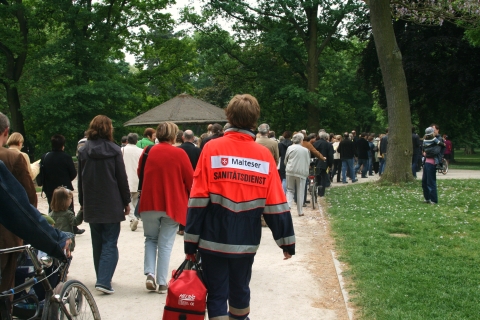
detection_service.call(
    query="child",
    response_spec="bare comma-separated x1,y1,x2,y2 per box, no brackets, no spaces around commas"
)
50,187,83,251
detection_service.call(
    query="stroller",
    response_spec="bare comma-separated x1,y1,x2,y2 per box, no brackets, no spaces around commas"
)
12,248,70,319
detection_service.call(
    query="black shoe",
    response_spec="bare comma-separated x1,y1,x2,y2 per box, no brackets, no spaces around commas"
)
75,229,86,235
303,203,307,207
305,200,310,204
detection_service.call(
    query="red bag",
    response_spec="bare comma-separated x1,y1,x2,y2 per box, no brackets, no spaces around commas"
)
162,259,207,320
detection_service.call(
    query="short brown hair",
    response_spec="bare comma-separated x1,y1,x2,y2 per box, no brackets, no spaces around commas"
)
156,122,178,142
50,187,73,212
225,94,260,129
86,115,113,141
7,132,24,147
143,128,155,138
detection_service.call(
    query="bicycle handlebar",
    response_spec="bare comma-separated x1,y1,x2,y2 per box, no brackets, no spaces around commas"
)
1,277,38,296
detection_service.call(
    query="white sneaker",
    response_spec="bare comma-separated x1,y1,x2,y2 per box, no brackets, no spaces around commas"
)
130,220,138,231
146,274,156,291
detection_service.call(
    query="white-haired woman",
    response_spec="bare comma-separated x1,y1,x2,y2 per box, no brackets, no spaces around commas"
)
284,133,310,216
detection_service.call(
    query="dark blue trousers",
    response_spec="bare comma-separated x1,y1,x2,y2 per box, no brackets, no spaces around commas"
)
201,253,254,320
422,163,438,203
90,222,120,289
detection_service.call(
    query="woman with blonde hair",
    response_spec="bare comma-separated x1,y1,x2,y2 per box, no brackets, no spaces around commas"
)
7,132,40,180
137,122,193,293
78,115,131,294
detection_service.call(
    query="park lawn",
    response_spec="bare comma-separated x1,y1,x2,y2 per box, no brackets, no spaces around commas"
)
449,149,480,170
325,180,480,320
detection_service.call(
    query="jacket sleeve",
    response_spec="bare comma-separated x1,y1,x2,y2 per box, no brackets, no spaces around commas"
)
78,156,84,206
307,142,325,161
328,144,334,167
72,210,84,226
184,149,210,254
67,154,77,182
262,160,296,255
273,143,280,165
12,153,37,208
115,152,131,206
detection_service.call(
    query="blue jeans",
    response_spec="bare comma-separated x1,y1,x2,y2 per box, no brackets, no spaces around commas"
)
422,163,438,203
142,211,178,286
379,156,387,175
90,222,121,289
0,160,69,260
368,156,373,175
281,178,287,194
341,159,355,183
354,158,369,177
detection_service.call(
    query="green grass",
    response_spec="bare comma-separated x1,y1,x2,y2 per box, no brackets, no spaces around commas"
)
325,180,480,319
449,150,480,170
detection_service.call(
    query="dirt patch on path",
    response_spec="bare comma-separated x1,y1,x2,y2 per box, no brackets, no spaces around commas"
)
294,198,353,320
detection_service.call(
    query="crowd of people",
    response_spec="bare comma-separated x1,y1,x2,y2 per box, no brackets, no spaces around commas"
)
0,103,451,319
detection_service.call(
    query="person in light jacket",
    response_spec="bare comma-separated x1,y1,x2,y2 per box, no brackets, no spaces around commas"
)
285,133,310,216
122,133,143,231
78,115,131,295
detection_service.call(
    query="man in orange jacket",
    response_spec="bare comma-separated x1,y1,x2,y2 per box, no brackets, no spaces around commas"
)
185,94,295,320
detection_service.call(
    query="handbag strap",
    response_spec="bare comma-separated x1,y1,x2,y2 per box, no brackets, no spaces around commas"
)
137,145,153,192
173,259,203,282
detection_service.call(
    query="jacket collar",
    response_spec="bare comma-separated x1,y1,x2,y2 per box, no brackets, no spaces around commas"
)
225,127,256,140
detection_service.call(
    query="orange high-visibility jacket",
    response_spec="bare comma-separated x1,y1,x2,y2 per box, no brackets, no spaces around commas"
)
184,128,296,258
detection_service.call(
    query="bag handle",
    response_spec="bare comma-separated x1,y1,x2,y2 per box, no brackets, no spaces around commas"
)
172,259,204,283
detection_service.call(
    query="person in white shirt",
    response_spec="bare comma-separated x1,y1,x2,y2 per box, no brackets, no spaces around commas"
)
122,133,144,231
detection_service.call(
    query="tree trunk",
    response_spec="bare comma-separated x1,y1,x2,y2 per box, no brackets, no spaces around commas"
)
367,0,413,183
5,85,26,135
305,5,320,133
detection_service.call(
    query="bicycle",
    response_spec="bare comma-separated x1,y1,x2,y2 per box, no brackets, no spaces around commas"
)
0,245,101,320
436,158,448,175
308,159,318,209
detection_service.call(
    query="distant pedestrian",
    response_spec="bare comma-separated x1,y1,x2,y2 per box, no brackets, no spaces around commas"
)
122,133,143,231
443,134,452,165
422,127,444,205
285,133,310,215
137,128,156,148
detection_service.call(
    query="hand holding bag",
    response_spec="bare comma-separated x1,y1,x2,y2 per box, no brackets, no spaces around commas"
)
162,259,207,320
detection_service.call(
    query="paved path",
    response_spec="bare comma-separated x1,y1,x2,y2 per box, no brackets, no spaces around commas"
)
36,169,480,319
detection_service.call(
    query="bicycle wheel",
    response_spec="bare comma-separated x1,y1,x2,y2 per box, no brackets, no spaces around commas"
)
442,159,448,175
45,280,101,320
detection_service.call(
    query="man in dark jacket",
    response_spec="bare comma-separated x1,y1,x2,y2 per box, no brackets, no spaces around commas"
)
278,131,293,193
337,132,357,184
178,130,201,170
379,128,388,175
40,134,83,234
40,134,77,208
354,133,370,178
412,127,422,178
177,129,201,235
313,131,334,197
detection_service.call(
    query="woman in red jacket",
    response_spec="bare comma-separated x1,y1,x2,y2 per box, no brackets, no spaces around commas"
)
137,122,193,293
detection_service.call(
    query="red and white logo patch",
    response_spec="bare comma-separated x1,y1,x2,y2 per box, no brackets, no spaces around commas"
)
221,158,229,166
